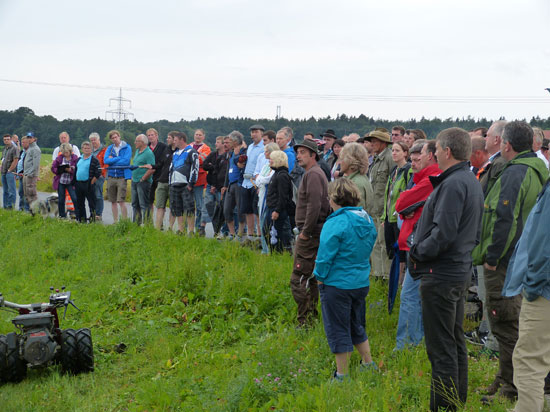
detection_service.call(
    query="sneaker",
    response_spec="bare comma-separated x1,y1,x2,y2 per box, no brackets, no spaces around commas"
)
465,330,488,346
479,347,499,360
359,361,379,372
331,370,349,383
226,234,234,241
198,226,206,237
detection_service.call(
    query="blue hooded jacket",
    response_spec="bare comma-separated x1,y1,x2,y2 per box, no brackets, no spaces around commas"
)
314,206,377,289
104,141,132,179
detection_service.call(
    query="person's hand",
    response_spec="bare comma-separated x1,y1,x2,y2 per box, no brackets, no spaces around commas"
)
237,162,245,168
142,164,153,169
187,185,193,192
271,211,279,221
484,263,497,271
210,186,216,194
403,213,414,219
298,232,309,241
317,280,324,285
221,187,227,195
91,178,97,185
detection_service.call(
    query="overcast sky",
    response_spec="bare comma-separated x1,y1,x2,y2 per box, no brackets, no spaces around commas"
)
1,0,549,123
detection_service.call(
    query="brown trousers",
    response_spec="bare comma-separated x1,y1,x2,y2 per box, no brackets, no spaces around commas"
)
290,235,320,326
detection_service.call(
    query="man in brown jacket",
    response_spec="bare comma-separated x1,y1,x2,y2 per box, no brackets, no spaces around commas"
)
366,130,396,278
291,139,330,327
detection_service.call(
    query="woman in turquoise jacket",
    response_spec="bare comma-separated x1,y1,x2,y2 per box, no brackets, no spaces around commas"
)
314,178,378,381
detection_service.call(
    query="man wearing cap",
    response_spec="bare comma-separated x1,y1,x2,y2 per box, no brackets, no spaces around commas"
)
240,124,265,241
291,139,330,327
22,132,41,207
320,129,337,169
366,129,396,278
1,134,20,209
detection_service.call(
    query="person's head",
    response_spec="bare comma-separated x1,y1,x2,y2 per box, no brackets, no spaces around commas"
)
21,136,30,149
542,139,550,161
108,130,121,146
295,140,319,169
346,133,360,143
403,131,415,148
276,128,291,150
193,128,206,144
262,130,276,145
391,141,409,165
89,132,101,149
60,142,73,158
228,130,243,149
361,135,373,153
485,120,507,155
269,150,288,169
470,136,489,168
11,134,18,144
370,137,388,155
81,141,92,156
332,139,345,157
249,125,265,144
409,142,425,173
321,129,337,150
59,131,70,144
391,126,405,143
470,127,488,138
146,128,159,145
532,127,544,152
3,134,11,146
222,136,231,152
264,142,280,160
173,131,188,149
214,135,224,152
328,177,361,210
167,131,179,147
281,126,294,141
435,127,471,171
339,142,369,175
304,132,315,141
501,121,533,161
135,134,148,150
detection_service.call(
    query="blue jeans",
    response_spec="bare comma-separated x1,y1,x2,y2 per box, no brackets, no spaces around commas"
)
193,185,207,228
93,176,105,217
131,180,151,224
17,177,28,211
58,183,79,219
2,172,17,209
395,269,424,350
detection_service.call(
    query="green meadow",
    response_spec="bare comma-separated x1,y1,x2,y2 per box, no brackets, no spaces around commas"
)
0,211,512,411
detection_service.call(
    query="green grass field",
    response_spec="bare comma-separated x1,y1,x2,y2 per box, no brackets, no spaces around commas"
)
0,211,513,411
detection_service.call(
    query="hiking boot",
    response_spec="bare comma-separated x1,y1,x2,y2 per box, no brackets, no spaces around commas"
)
481,389,517,405
465,330,488,346
480,379,502,396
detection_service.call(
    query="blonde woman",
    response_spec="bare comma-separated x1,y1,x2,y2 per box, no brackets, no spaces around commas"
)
339,142,374,216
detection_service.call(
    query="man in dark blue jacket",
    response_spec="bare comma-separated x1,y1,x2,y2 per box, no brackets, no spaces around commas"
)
408,127,484,412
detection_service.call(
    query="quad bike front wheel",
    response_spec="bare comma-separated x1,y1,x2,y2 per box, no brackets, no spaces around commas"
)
75,328,94,373
0,334,27,383
60,329,79,374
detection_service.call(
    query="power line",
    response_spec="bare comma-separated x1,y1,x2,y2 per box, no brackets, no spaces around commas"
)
1,78,549,104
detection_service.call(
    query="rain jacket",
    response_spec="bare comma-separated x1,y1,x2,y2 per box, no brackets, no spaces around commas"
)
104,141,132,179
472,151,549,267
382,163,412,223
314,207,377,289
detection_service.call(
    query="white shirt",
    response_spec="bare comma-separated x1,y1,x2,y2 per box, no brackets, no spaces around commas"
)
52,144,80,160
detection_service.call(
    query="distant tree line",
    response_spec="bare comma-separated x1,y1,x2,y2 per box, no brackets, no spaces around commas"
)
2,106,549,150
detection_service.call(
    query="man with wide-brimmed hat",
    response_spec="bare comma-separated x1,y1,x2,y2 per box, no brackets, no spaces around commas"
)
290,139,330,327
365,129,396,278
320,129,337,169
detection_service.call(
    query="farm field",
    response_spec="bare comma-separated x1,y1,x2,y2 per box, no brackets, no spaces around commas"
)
0,211,512,411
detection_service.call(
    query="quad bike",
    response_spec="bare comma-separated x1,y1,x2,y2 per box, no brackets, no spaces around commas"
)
0,287,94,383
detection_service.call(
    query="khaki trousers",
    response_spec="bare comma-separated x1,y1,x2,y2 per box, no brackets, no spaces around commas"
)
371,216,391,278
512,296,550,412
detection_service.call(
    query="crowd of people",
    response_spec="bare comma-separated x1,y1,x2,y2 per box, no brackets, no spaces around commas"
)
2,120,550,412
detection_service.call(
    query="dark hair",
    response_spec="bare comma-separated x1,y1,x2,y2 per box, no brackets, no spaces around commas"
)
411,129,427,140
436,128,471,161
172,131,187,142
393,141,409,153
333,139,346,148
304,132,315,139
470,127,488,138
502,121,533,153
3,134,11,139
392,126,405,136
425,140,437,157
263,130,276,141
328,178,361,207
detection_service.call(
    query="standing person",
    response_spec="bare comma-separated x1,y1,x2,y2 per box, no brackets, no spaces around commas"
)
191,129,211,235
154,131,177,230
146,128,167,218
203,135,230,237
169,132,199,234
366,129,396,278
265,150,293,253
131,134,155,225
408,128,484,412
1,134,20,209
240,125,264,240
330,139,345,180
51,143,79,220
104,130,132,222
255,143,280,254
320,129,337,169
52,131,80,160
472,121,548,404
222,131,246,240
291,139,330,327
503,181,550,412
314,178,377,380
22,132,41,208
275,127,296,173
16,137,29,212
393,141,441,351
89,133,107,221
74,141,101,222
338,142,373,215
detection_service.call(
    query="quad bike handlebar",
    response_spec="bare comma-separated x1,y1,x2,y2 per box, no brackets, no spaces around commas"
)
0,287,80,319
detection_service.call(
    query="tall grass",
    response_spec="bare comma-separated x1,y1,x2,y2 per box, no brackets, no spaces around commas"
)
0,211,511,411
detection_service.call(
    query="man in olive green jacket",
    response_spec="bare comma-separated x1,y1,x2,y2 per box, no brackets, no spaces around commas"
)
366,130,396,278
472,121,549,404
